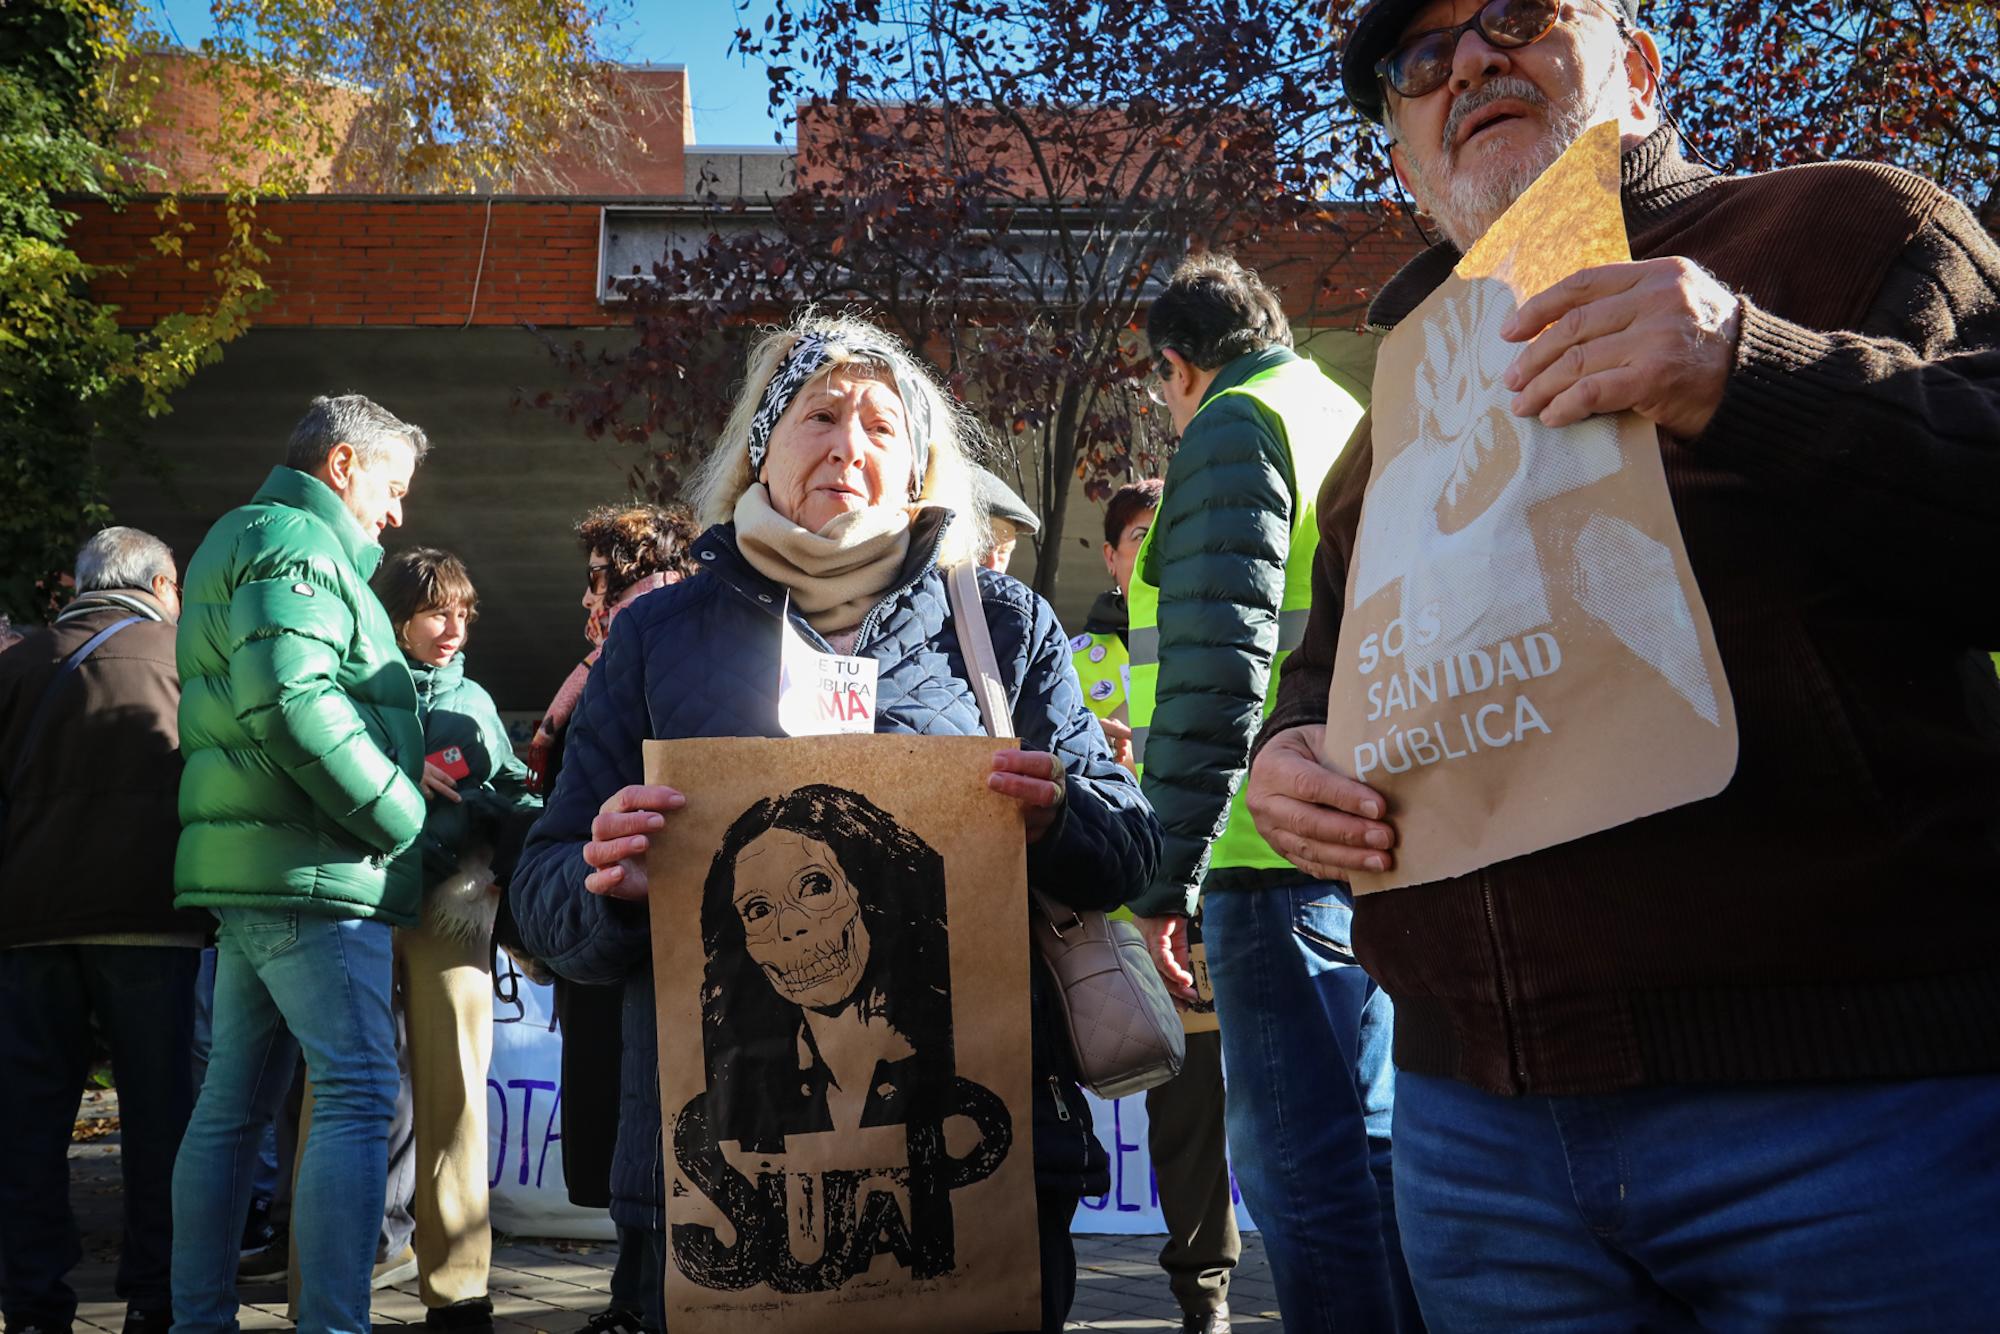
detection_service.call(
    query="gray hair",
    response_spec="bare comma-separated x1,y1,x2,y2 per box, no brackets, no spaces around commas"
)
285,394,431,472
690,311,986,566
75,526,175,593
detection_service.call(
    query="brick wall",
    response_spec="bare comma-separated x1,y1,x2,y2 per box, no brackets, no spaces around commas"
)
69,192,1429,332
1237,210,1431,323
120,52,688,196
70,196,614,328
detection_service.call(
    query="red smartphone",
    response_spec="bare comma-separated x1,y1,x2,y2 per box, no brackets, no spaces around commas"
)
426,745,472,782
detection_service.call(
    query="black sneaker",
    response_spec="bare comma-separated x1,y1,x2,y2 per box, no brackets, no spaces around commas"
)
239,1195,275,1256
580,1308,649,1334
237,1225,289,1285
424,1297,494,1333
123,1308,173,1334
7,1322,74,1334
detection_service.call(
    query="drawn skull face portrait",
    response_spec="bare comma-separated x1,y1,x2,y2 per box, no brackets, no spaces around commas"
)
731,829,873,1010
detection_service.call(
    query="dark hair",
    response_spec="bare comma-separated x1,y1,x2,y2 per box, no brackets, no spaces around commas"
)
575,503,701,603
698,784,952,1152
1145,252,1293,370
374,547,479,630
1103,478,1164,546
285,394,430,471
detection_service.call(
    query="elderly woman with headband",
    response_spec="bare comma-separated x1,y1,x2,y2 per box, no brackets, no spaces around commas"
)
509,313,1160,1333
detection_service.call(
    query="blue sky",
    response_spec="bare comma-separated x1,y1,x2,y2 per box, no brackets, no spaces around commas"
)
146,0,791,146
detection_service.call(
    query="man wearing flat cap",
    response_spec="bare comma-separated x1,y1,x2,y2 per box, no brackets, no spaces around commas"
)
972,467,1041,574
1247,0,2000,1324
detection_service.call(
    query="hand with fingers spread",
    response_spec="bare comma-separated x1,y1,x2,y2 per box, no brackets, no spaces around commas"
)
1501,257,1742,440
581,783,687,900
1134,912,1199,1005
1246,724,1397,879
989,748,1066,844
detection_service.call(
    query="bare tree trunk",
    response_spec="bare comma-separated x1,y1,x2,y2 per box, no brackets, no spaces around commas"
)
1032,377,1084,601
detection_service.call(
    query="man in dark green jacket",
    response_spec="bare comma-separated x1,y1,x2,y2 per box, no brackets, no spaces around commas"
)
170,394,432,1334
1125,255,1415,1332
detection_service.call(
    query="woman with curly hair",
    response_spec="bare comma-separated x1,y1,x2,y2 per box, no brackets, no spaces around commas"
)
526,504,701,794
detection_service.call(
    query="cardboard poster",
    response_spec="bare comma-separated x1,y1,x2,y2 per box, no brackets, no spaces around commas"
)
644,734,1040,1334
1180,916,1219,1036
1330,121,1737,892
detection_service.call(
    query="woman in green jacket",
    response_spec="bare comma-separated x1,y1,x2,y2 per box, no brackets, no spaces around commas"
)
373,548,539,1334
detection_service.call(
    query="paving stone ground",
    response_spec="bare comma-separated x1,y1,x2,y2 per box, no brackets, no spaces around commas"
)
61,1094,1280,1332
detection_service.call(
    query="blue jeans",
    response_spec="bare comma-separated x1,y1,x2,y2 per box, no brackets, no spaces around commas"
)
0,944,198,1327
1394,1070,2000,1331
171,909,398,1334
1202,881,1418,1332
191,948,282,1218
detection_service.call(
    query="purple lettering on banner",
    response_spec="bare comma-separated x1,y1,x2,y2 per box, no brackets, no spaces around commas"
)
1230,1169,1243,1207
1150,1165,1161,1210
535,1086,564,1188
1113,1099,1141,1213
486,1079,508,1189
509,1078,556,1185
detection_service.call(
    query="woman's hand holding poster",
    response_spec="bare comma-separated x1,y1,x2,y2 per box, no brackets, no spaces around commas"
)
1330,120,1738,892
643,734,1040,1333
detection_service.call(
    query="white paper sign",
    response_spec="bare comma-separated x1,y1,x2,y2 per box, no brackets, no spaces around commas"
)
777,620,880,736
1075,1089,1258,1235
486,950,616,1241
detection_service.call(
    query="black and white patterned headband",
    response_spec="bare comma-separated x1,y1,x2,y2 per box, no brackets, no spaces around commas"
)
745,330,935,491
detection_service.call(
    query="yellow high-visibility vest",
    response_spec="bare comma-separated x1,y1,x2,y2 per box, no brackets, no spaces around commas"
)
1069,630,1131,723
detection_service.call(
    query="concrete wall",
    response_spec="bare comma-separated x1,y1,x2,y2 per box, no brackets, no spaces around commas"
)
104,327,648,714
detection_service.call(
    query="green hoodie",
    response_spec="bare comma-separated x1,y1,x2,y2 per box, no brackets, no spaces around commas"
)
174,466,426,924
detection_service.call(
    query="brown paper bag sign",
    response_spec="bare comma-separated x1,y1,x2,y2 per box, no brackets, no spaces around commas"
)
1329,120,1737,893
1180,916,1219,1036
643,734,1040,1334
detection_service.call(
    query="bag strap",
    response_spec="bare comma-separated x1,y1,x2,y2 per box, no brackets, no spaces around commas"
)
945,565,1082,932
4,615,143,794
945,562,1014,738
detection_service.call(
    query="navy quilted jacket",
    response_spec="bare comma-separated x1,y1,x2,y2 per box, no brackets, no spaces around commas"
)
510,509,1159,1230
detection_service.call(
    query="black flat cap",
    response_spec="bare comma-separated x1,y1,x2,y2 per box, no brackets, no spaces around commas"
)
1341,0,1642,125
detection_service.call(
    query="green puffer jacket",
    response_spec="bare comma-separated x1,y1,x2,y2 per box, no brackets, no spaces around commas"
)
1129,347,1314,918
405,651,539,886
174,466,427,925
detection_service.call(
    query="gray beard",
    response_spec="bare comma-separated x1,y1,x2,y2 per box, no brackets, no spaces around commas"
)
1402,72,1615,252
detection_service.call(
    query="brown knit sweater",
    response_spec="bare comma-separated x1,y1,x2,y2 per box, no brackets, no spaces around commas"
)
1260,127,2000,1096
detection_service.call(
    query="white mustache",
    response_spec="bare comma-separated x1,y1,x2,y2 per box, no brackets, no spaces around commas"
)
1442,75,1549,153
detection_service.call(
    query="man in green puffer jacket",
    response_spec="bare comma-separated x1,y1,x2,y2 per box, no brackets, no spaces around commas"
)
170,394,433,1334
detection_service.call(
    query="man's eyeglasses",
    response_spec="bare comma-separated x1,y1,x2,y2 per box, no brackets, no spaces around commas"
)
1376,0,1562,103
586,562,612,592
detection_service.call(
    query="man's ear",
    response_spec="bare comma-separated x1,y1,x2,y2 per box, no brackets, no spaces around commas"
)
1623,28,1663,122
1388,141,1414,196
1102,542,1118,579
1163,348,1196,396
322,440,357,491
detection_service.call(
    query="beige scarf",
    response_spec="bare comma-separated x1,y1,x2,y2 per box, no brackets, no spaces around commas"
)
734,484,918,633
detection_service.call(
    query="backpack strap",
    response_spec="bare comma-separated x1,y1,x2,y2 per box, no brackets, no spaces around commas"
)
4,616,143,795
